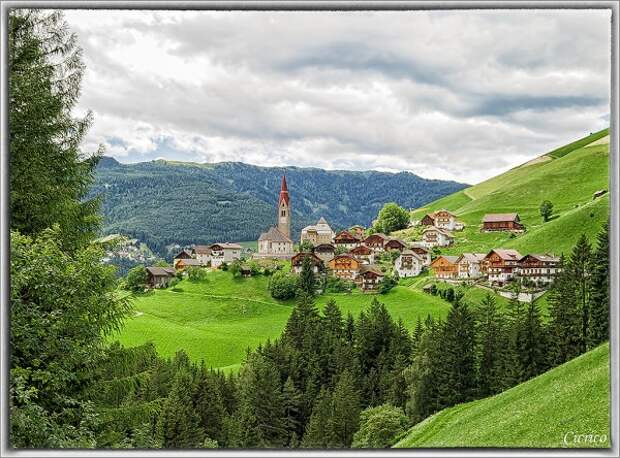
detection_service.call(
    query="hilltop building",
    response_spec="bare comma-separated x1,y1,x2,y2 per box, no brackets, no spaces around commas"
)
256,175,294,259
482,213,524,232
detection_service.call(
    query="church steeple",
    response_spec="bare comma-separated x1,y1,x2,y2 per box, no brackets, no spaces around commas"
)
277,174,291,238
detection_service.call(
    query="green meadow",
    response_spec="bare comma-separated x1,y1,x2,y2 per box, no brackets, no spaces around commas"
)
399,129,610,257
113,270,452,370
395,343,610,448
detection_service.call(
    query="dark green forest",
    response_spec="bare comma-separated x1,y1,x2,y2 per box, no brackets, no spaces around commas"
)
92,157,466,254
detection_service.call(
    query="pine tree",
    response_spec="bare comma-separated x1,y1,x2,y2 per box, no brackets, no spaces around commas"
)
519,301,548,380
193,367,227,446
327,369,361,448
476,293,503,397
9,10,102,252
157,372,204,448
323,299,344,339
570,234,593,354
282,376,303,445
301,388,332,448
505,285,526,383
588,222,610,348
297,254,317,298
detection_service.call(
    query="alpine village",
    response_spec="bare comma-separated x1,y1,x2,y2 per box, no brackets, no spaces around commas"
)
8,9,611,453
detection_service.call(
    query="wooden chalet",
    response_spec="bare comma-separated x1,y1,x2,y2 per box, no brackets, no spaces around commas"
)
364,233,388,251
328,254,361,281
422,227,453,248
421,213,436,226
313,243,336,263
333,230,361,250
482,213,524,232
384,238,407,252
349,225,366,238
348,244,374,264
357,265,384,292
482,249,523,285
430,255,459,279
291,252,323,274
173,249,193,267
518,254,561,286
146,266,176,288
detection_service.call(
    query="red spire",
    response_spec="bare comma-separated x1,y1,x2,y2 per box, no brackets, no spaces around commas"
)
279,175,290,206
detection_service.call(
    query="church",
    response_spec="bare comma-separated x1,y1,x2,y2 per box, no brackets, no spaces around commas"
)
256,175,294,259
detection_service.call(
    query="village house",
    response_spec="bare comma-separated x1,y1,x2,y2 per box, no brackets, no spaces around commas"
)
483,249,523,285
517,254,561,286
430,255,459,279
357,265,384,292
209,242,242,268
348,244,375,264
384,238,408,252
364,233,389,252
290,252,323,274
421,209,464,231
173,249,193,267
192,245,212,265
333,230,361,250
313,243,336,263
422,227,454,248
300,217,335,246
456,253,487,279
328,254,361,281
410,245,432,266
395,249,425,278
175,258,203,270
256,176,295,259
146,266,176,288
482,213,524,232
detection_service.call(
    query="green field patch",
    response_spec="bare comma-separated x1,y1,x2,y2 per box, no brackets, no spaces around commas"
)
395,343,610,448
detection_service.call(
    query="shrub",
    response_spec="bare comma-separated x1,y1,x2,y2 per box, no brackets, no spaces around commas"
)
325,276,355,293
126,265,148,292
186,267,207,282
268,271,297,300
352,404,410,448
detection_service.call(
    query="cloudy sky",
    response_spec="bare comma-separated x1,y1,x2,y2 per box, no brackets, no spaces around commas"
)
64,9,611,184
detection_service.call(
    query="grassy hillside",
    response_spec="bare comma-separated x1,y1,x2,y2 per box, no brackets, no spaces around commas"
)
395,343,610,448
114,270,452,370
400,129,610,256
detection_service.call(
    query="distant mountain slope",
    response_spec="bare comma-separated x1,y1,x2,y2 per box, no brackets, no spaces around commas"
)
400,128,610,255
91,159,466,254
395,343,610,448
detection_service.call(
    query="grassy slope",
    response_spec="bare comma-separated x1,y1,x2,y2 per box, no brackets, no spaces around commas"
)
402,129,610,257
395,343,610,448
114,271,451,370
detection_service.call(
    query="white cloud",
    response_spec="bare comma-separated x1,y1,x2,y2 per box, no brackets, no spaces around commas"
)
64,9,611,184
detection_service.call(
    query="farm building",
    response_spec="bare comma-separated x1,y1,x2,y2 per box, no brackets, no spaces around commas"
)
333,230,362,250
482,213,524,232
173,249,193,267
410,245,431,266
300,217,335,246
364,233,389,252
146,266,176,288
328,254,361,281
357,265,384,292
313,243,336,263
175,258,203,270
430,255,459,279
422,227,454,248
291,252,323,274
209,243,242,268
517,254,561,286
483,249,523,285
192,245,212,265
384,238,408,252
348,244,375,264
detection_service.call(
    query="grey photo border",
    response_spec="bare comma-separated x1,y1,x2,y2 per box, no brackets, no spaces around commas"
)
0,1,618,457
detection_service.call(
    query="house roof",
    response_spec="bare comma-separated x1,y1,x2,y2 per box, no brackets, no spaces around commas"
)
146,266,176,277
193,245,211,255
178,258,202,266
482,213,520,223
291,252,323,265
258,226,293,243
359,264,384,276
302,217,334,235
422,226,453,237
335,230,361,241
314,243,335,251
521,253,560,263
400,249,424,260
458,253,487,263
174,248,194,258
209,242,242,250
385,238,407,247
486,249,523,261
349,244,373,254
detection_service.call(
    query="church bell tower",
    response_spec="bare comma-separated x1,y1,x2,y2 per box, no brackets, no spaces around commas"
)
277,175,291,238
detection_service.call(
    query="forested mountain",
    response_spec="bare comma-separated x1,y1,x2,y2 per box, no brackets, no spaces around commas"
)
91,157,466,254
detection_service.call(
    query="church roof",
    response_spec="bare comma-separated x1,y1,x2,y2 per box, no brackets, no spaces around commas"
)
259,226,293,243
